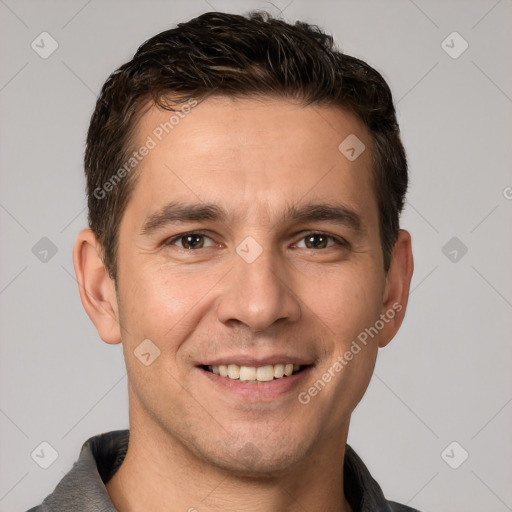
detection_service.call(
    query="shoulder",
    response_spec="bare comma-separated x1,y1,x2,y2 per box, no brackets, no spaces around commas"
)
24,430,129,512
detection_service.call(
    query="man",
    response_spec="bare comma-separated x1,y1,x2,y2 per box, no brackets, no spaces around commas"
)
28,10,416,512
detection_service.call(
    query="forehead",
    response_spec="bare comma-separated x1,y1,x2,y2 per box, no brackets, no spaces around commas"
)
125,95,376,227
136,95,369,161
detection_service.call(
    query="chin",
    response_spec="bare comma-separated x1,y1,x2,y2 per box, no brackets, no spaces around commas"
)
203,435,309,478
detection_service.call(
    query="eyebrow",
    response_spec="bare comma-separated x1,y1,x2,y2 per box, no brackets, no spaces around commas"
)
140,200,365,236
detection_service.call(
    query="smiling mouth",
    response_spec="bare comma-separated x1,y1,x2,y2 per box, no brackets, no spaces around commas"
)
201,363,309,383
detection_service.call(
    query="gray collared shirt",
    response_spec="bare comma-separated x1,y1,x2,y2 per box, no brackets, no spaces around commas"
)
27,430,421,512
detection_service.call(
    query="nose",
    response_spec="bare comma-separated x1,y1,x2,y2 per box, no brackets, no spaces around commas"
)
215,245,302,332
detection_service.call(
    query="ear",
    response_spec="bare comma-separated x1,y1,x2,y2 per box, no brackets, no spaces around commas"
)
72,228,122,344
378,229,414,348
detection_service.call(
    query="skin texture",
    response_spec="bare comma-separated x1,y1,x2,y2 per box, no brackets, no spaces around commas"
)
73,96,414,512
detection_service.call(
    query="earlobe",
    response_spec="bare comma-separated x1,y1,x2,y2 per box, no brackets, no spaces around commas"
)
378,229,414,348
72,228,122,344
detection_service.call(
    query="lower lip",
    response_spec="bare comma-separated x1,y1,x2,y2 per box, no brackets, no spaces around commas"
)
197,366,313,401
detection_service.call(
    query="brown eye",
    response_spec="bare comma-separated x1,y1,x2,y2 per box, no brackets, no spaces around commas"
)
304,234,329,249
180,234,204,249
166,232,214,250
296,232,345,250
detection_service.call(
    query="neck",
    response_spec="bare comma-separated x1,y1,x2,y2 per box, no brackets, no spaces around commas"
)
106,419,353,512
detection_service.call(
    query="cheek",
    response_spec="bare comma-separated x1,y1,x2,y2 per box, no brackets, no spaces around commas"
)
302,263,384,345
305,269,382,425
118,262,222,348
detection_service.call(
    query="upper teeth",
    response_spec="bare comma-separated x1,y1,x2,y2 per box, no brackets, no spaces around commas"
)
209,363,301,382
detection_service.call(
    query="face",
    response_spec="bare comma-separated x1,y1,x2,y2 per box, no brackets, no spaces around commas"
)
84,95,410,476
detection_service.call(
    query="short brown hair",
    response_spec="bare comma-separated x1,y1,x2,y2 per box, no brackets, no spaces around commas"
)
84,10,408,282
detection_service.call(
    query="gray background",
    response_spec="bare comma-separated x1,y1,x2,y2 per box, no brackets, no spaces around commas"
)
1,0,511,510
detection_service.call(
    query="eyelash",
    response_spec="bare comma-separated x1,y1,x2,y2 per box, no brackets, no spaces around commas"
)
164,230,349,251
